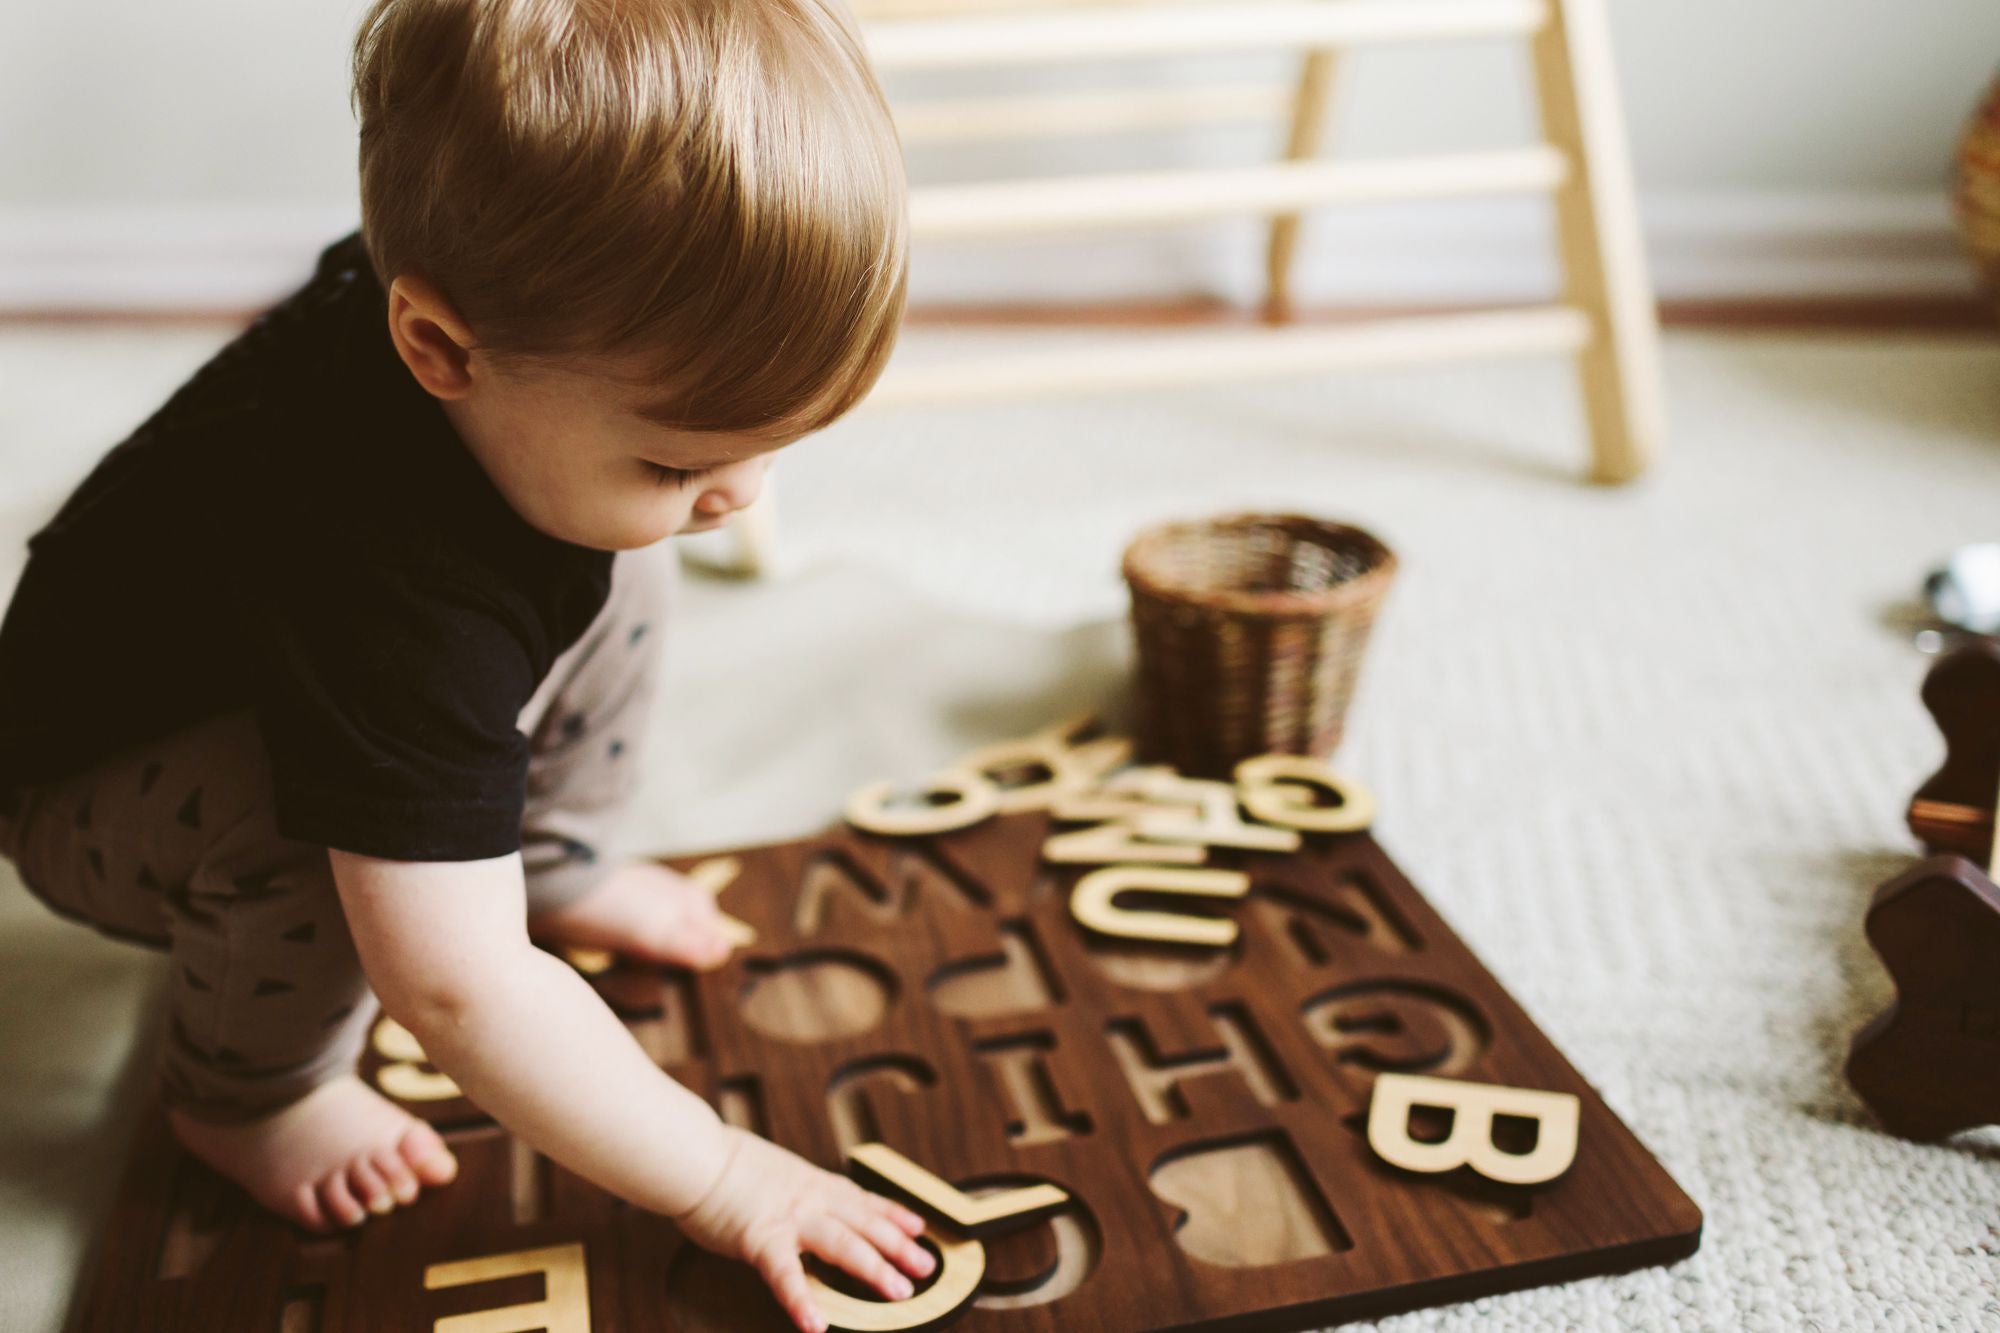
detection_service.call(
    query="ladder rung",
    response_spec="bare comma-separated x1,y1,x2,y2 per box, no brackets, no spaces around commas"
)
896,82,1290,145
867,1,1550,69
868,306,1594,408
911,149,1569,238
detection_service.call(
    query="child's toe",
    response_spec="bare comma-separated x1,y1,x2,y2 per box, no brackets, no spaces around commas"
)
318,1171,367,1228
373,1146,420,1204
348,1156,395,1214
290,1180,330,1233
399,1121,458,1185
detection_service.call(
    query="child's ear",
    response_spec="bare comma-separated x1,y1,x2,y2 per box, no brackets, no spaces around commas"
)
385,274,478,400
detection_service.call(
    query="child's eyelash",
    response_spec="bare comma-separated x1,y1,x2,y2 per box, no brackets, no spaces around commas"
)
644,461,710,489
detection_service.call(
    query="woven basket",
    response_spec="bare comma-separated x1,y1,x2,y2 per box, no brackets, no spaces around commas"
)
1960,72,2000,317
1122,513,1396,778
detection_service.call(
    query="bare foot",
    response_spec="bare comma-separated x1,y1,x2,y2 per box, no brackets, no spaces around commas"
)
530,860,735,970
169,1075,459,1231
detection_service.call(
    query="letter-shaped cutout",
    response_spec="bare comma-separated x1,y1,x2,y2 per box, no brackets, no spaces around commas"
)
373,1016,462,1103
1366,1073,1580,1186
425,1241,590,1333
1235,756,1376,834
847,770,1000,837
848,1142,1069,1238
806,1229,986,1333
1070,867,1251,947
1128,774,1303,853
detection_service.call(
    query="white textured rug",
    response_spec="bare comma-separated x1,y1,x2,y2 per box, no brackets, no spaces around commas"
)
2,322,1998,1331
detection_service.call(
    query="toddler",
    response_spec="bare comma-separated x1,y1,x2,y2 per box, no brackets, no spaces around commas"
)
0,2,931,1328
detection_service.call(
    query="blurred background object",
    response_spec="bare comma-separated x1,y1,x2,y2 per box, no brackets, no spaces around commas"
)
4,0,1997,316
1957,68,2000,320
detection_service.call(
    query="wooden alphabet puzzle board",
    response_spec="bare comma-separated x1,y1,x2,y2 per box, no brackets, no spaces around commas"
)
68,801,1701,1332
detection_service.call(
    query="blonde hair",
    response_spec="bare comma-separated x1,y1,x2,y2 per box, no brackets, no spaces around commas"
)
352,0,907,434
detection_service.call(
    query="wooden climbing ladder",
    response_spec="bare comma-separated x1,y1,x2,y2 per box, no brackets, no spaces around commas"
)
718,0,1664,572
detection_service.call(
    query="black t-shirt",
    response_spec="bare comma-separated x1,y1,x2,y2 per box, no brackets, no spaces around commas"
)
0,233,615,861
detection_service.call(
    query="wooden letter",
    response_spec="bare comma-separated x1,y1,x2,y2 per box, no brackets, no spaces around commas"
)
1366,1073,1580,1185
1042,818,1207,866
1235,755,1376,833
849,1142,1070,1238
1070,867,1251,947
425,1241,590,1333
806,1229,986,1332
1128,774,1304,853
686,854,758,948
373,1017,462,1103
847,771,1000,837
951,715,1133,813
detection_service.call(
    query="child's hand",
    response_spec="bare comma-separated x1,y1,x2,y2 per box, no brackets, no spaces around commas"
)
676,1127,938,1333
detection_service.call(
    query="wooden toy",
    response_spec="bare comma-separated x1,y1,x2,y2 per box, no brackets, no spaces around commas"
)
1848,794,2000,1140
1366,1073,1581,1186
1069,866,1251,946
66,763,1699,1332
1851,638,2000,1139
1905,639,2000,860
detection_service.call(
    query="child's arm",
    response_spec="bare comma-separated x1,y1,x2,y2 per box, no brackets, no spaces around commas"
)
331,849,933,1333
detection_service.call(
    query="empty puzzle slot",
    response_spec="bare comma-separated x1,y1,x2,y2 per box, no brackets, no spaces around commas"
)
1300,982,1489,1077
740,951,897,1043
973,1193,1102,1312
1149,1132,1352,1267
1252,874,1418,964
631,971,706,1065
1106,1005,1295,1124
929,920,1061,1017
716,1076,768,1135
972,1033,1093,1145
890,845,993,910
794,846,987,934
510,1135,549,1226
157,1156,235,1280
792,848,893,934
277,1288,324,1333
1083,932,1240,992
827,1056,939,1156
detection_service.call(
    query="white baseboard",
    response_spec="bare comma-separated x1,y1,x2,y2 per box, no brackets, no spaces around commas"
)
0,191,1977,316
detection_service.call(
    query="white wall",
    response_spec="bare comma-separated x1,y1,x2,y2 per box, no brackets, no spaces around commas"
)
4,0,1997,310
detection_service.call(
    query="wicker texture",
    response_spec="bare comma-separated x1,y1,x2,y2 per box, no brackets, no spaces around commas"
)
1122,512,1396,778
1959,72,2000,317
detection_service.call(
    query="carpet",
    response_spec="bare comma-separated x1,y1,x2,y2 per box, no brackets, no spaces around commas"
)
1,321,1997,1330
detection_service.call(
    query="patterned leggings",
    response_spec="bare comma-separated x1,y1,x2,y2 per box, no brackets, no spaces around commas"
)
0,541,674,1123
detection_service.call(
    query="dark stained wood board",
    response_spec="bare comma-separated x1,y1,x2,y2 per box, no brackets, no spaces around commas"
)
66,811,1702,1333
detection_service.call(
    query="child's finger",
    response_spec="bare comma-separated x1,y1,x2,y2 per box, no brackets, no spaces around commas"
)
750,1236,826,1333
802,1214,915,1303
870,1192,927,1239
839,1180,926,1238
835,1198,935,1278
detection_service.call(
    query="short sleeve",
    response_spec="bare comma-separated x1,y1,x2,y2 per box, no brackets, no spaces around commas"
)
238,542,547,862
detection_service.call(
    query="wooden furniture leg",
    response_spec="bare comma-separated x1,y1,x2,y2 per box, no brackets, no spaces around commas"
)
1264,44,1340,322
1529,0,1664,483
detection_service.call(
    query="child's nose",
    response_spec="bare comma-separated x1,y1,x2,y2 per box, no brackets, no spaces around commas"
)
696,463,765,517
